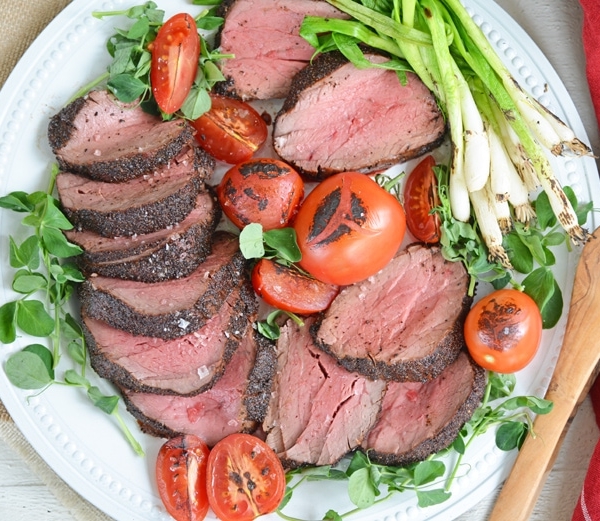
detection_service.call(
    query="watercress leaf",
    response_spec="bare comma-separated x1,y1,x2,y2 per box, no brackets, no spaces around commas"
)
64,369,89,387
452,432,466,454
41,227,83,258
533,191,555,230
543,231,566,247
4,350,54,389
0,301,17,343
16,300,55,337
347,467,377,508
180,86,211,120
23,344,55,380
127,16,150,39
196,16,224,31
239,223,265,259
67,340,86,366
263,228,302,263
539,279,563,329
523,396,553,415
413,460,445,486
202,60,226,85
488,372,516,400
346,450,371,476
10,235,40,270
0,191,35,212
577,200,594,225
323,510,343,521
62,313,84,340
108,73,148,102
504,232,533,274
12,272,47,294
522,267,555,314
61,263,85,283
278,487,293,511
416,488,452,508
257,320,280,340
88,386,120,415
496,421,527,451
43,198,74,230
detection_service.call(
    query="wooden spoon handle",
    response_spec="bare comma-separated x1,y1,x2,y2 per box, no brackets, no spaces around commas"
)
489,232,600,521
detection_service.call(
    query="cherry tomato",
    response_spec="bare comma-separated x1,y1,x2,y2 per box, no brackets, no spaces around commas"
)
464,289,542,373
251,258,340,314
155,434,210,521
207,433,285,521
293,172,406,286
191,94,268,164
150,13,200,114
217,158,304,230
404,155,441,244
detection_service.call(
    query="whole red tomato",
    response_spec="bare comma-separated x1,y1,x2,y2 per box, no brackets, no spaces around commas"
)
464,288,542,373
217,158,304,230
293,172,406,286
404,155,441,244
150,13,200,114
191,94,268,164
155,434,210,521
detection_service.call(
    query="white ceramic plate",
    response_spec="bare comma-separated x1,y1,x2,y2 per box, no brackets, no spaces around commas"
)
0,1,598,520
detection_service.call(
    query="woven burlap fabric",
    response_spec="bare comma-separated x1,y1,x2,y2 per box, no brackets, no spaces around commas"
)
1,1,113,519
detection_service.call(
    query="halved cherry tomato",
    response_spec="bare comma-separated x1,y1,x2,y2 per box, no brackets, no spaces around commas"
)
150,13,200,114
404,155,441,244
155,434,210,521
191,94,268,164
464,288,542,373
293,172,406,286
207,433,286,521
251,258,340,314
217,158,304,230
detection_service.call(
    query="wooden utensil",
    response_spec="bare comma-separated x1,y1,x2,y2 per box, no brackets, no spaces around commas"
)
489,227,600,521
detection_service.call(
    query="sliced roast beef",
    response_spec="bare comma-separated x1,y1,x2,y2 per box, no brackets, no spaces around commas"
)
120,329,276,446
84,280,257,396
362,351,486,466
263,317,386,468
79,232,246,339
64,191,220,282
57,146,214,238
48,90,195,182
312,244,472,382
214,0,347,100
273,52,446,178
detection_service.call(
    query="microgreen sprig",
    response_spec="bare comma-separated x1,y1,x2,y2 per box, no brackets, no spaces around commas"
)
0,166,144,456
275,372,552,519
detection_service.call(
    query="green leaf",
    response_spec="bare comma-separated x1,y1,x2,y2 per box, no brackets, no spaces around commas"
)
0,301,18,343
4,350,53,389
108,73,148,102
323,509,343,521
533,191,555,230
413,460,445,486
22,344,55,380
263,228,302,263
522,267,555,315
416,488,452,508
9,235,40,270
347,467,377,508
495,421,527,451
257,320,280,340
61,313,84,341
64,369,89,387
539,279,563,329
0,191,36,212
67,341,86,366
41,227,83,258
88,386,120,415
16,300,55,337
43,198,75,230
180,86,211,120
239,223,265,259
12,272,47,294
504,232,533,274
127,16,150,39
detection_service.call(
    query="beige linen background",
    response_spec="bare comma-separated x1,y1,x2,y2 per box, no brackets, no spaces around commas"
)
0,1,112,519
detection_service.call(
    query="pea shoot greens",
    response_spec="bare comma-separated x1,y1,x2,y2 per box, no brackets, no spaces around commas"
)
0,166,143,456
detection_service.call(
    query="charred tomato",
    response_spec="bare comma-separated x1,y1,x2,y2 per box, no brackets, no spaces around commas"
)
404,155,441,244
293,172,406,286
207,433,285,521
150,13,200,115
217,158,304,230
251,258,339,314
155,434,210,521
191,94,268,164
464,288,542,373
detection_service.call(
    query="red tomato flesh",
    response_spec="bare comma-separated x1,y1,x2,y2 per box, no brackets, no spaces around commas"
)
464,289,542,373
404,155,441,244
150,13,200,114
155,434,210,521
293,172,406,286
191,95,268,164
251,258,340,314
207,433,285,521
217,158,304,230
